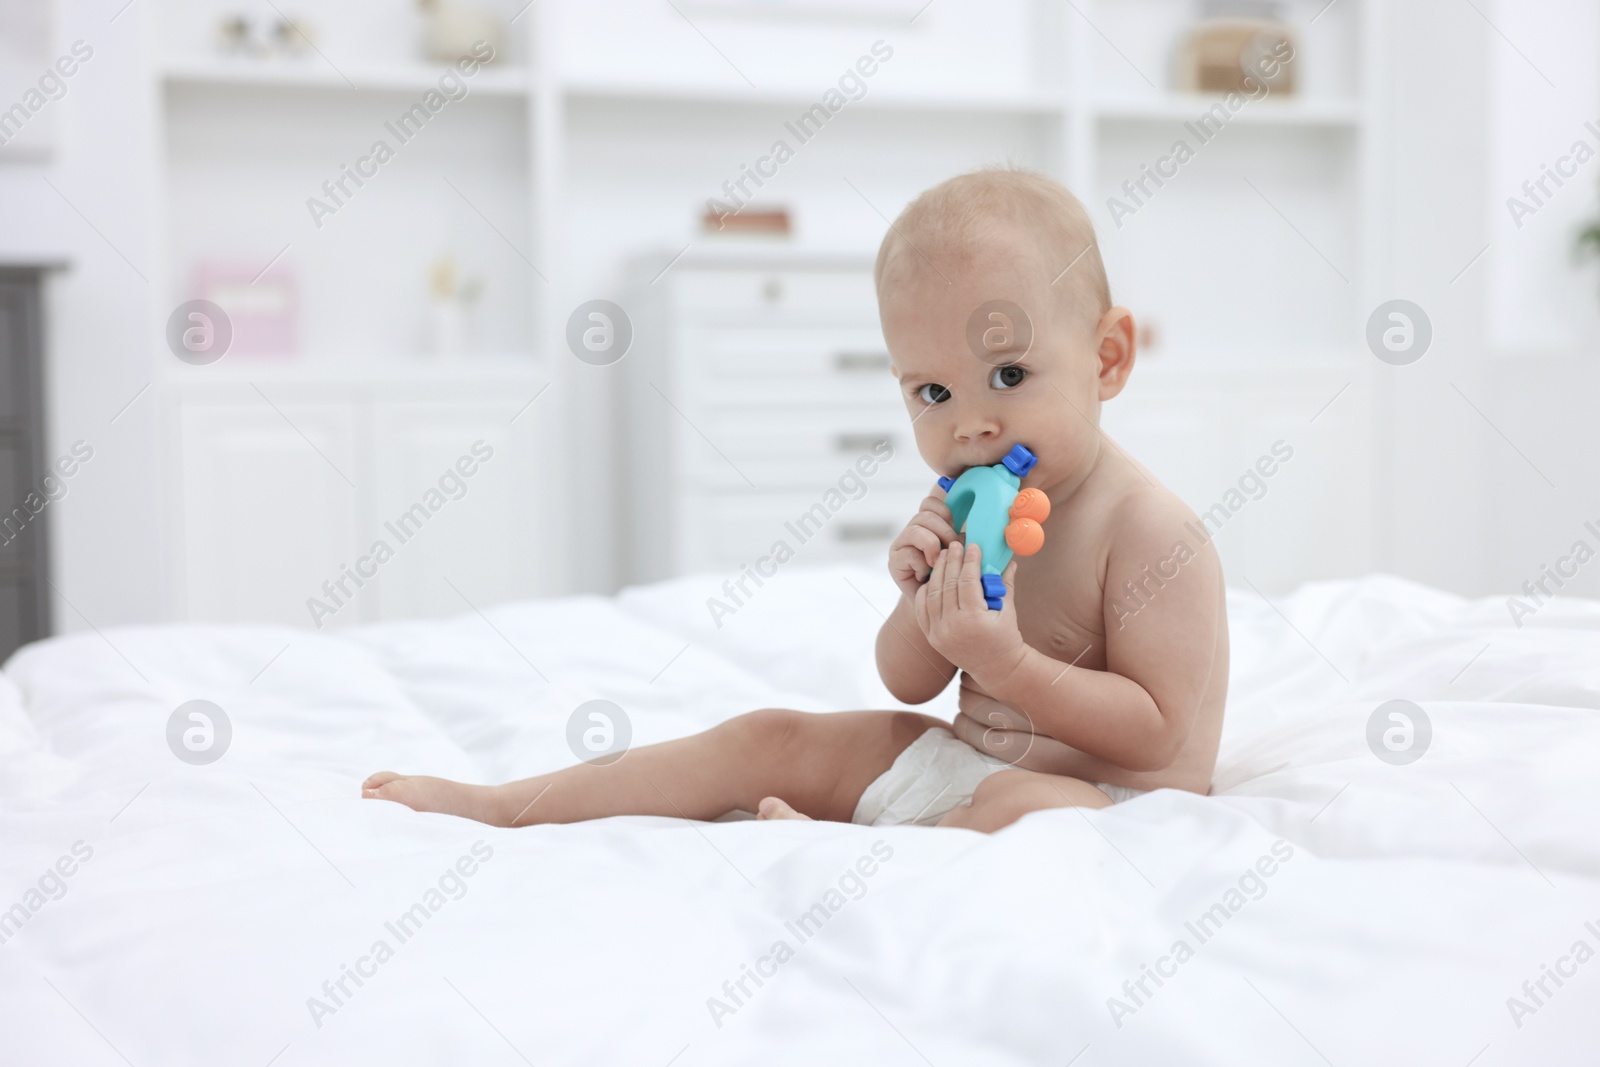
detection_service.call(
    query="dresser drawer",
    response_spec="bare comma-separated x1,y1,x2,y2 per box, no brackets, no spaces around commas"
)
680,404,931,491
679,326,898,407
626,255,927,585
674,268,877,321
677,486,928,573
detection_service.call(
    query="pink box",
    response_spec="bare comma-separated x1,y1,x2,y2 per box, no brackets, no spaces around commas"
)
192,259,298,356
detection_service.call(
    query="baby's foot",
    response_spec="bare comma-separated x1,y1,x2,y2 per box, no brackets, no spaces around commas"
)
756,796,812,821
362,771,506,826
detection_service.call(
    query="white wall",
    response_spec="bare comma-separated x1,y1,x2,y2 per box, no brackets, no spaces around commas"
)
1480,0,1600,603
1365,0,1491,594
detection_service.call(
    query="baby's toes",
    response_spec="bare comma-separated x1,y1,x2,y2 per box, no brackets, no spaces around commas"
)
756,796,812,821
362,771,405,797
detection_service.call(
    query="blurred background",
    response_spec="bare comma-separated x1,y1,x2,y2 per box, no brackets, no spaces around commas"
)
1,0,1597,653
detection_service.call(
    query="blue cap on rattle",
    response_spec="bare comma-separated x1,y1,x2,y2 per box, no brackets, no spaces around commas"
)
1001,443,1037,478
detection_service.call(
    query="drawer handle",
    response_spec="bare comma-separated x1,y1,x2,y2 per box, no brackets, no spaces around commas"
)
835,433,891,453
834,351,891,372
836,522,896,543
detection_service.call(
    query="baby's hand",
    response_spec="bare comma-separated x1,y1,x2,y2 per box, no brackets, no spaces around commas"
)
887,486,959,601
913,542,1026,686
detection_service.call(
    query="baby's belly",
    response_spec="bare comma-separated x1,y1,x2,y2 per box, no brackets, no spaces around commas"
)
955,676,1213,794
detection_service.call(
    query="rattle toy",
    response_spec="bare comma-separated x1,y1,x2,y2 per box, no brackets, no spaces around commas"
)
937,444,1051,610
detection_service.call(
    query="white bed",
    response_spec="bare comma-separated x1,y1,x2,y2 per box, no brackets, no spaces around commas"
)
1,564,1597,1065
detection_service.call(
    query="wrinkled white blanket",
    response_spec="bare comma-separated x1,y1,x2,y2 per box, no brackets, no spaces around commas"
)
1,565,1597,1065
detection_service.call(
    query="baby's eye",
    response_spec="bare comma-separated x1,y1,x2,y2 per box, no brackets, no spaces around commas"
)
991,365,1027,389
917,383,952,404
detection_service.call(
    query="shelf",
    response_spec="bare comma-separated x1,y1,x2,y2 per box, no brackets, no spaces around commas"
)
160,354,547,391
563,80,1065,116
160,62,1058,114
156,69,1358,130
160,58,531,97
1093,94,1361,128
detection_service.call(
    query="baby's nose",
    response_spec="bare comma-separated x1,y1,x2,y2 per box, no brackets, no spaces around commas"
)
953,422,992,444
954,416,1000,442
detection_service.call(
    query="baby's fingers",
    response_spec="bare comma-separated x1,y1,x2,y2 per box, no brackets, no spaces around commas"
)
904,525,944,569
889,545,929,590
910,508,958,547
890,529,938,575
940,542,966,611
925,546,951,619
957,542,985,612
998,560,1019,620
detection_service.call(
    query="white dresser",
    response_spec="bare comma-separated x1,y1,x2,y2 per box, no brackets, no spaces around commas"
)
162,360,551,628
622,248,932,584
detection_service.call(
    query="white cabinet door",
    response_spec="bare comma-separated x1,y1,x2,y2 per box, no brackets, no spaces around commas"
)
1101,366,1374,592
369,401,541,621
178,402,362,627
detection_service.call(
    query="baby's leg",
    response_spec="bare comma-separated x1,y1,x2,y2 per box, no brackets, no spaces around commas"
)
938,768,1112,833
363,708,944,827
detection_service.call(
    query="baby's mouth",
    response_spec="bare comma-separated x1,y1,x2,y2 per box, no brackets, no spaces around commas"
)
950,448,1012,473
976,443,1029,472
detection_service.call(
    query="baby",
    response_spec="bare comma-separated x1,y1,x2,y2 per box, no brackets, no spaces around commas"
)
364,168,1228,832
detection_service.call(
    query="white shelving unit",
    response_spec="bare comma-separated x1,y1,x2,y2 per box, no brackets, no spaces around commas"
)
150,0,560,625
144,0,1383,613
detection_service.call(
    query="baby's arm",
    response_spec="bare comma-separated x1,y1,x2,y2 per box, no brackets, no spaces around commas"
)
876,597,958,703
924,497,1221,772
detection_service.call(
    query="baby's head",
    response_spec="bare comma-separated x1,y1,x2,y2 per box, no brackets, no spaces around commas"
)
875,168,1135,494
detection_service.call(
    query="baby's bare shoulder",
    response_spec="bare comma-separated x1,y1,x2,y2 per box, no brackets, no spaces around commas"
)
1102,479,1205,552
1093,478,1226,703
1096,480,1223,598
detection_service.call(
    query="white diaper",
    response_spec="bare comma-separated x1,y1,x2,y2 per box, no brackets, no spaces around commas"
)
1094,781,1150,804
852,727,1149,827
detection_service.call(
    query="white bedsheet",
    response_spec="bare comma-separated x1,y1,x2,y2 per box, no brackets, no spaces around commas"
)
1,565,1598,1065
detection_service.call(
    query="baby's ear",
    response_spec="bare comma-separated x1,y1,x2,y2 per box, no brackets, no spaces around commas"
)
1094,307,1137,401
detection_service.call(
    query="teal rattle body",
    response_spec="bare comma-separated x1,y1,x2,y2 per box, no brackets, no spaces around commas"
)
937,444,1051,610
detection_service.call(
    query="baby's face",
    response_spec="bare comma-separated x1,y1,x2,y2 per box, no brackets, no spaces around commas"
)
879,230,1110,496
